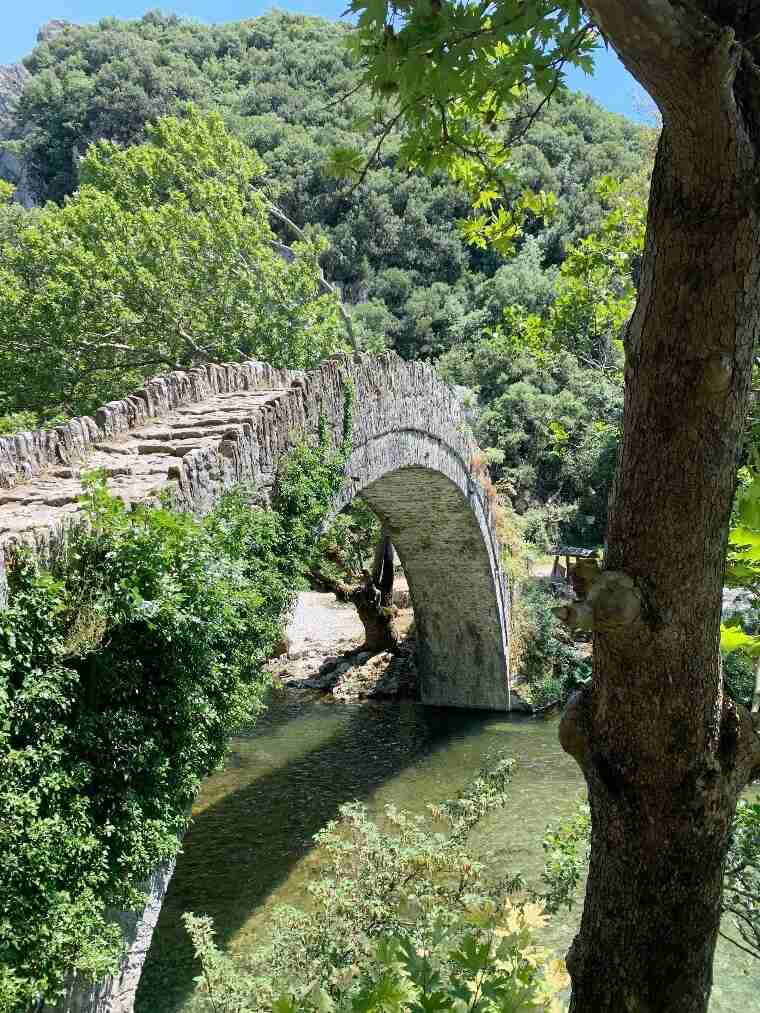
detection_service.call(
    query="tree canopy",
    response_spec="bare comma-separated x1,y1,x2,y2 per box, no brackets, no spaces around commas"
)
0,10,653,543
0,109,342,421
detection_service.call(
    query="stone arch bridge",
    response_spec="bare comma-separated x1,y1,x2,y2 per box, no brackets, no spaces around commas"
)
0,353,512,712
2,353,515,1012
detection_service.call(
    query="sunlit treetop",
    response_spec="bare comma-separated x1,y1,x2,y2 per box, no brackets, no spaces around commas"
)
330,0,600,251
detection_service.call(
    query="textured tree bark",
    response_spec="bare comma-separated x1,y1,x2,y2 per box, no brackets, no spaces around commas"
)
316,533,399,652
351,580,399,653
352,533,398,652
559,4,760,1010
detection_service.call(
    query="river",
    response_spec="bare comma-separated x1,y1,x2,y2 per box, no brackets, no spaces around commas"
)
135,688,757,1011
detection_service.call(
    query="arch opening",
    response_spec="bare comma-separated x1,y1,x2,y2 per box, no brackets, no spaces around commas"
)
335,430,511,712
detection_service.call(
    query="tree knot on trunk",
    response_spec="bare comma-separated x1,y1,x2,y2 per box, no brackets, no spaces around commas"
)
700,353,734,400
559,686,592,774
554,570,644,635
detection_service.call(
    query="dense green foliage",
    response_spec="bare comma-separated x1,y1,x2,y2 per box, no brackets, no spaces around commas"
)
538,804,590,916
1,10,654,541
0,110,341,423
723,799,760,961
512,583,591,708
7,16,649,342
183,756,568,1012
438,176,647,544
441,339,620,546
0,413,349,1011
722,650,758,711
719,468,760,713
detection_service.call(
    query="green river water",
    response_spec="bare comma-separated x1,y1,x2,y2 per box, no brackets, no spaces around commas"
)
136,689,758,1012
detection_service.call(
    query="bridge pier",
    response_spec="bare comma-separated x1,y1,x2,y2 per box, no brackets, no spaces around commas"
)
40,862,175,1013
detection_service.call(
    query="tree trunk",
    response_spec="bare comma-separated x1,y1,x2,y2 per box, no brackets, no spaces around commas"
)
353,533,398,652
372,532,395,610
559,95,760,1011
350,581,398,653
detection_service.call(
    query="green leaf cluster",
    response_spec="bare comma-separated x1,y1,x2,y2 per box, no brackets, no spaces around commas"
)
510,583,591,709
721,471,760,708
339,0,613,249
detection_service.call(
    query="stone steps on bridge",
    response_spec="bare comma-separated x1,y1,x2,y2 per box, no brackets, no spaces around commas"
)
0,385,289,551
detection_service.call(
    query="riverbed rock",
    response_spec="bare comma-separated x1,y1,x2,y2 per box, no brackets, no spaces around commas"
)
272,635,418,702
332,649,418,702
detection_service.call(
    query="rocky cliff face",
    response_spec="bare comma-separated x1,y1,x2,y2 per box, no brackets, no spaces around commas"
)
37,18,70,43
0,62,35,207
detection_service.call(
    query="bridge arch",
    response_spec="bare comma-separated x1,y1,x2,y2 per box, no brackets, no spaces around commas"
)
338,432,510,711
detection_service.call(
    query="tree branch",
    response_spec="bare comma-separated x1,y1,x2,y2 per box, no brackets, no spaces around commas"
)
582,1,739,116
347,105,409,194
73,355,184,381
717,928,760,961
177,325,212,360
265,200,359,351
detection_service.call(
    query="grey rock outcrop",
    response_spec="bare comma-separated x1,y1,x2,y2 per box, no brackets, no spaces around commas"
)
37,19,71,44
0,61,36,207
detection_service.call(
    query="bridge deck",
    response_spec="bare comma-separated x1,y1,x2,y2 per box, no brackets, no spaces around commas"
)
0,386,288,551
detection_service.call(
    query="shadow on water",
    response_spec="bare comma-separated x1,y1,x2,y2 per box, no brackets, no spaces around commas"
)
136,690,491,1013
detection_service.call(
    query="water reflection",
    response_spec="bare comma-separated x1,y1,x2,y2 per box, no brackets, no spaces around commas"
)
137,692,495,1011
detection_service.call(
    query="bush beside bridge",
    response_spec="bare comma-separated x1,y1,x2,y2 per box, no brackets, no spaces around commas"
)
0,419,347,1011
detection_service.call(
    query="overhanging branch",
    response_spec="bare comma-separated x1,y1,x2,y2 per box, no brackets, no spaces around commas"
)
266,201,359,351
582,1,740,117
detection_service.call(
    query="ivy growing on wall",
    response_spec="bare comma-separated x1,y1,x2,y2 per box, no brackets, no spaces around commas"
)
0,395,352,1012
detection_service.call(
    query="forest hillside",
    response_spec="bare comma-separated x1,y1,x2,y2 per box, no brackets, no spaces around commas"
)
0,11,653,546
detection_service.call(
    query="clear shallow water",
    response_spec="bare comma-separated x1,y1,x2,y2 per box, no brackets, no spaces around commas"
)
136,689,758,1012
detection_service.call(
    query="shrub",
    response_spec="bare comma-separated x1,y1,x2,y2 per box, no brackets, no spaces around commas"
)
0,411,39,435
183,754,570,1012
722,649,756,709
0,412,348,1010
514,583,591,709
723,800,760,961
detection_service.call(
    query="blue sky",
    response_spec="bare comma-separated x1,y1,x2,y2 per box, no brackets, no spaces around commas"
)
2,3,650,122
